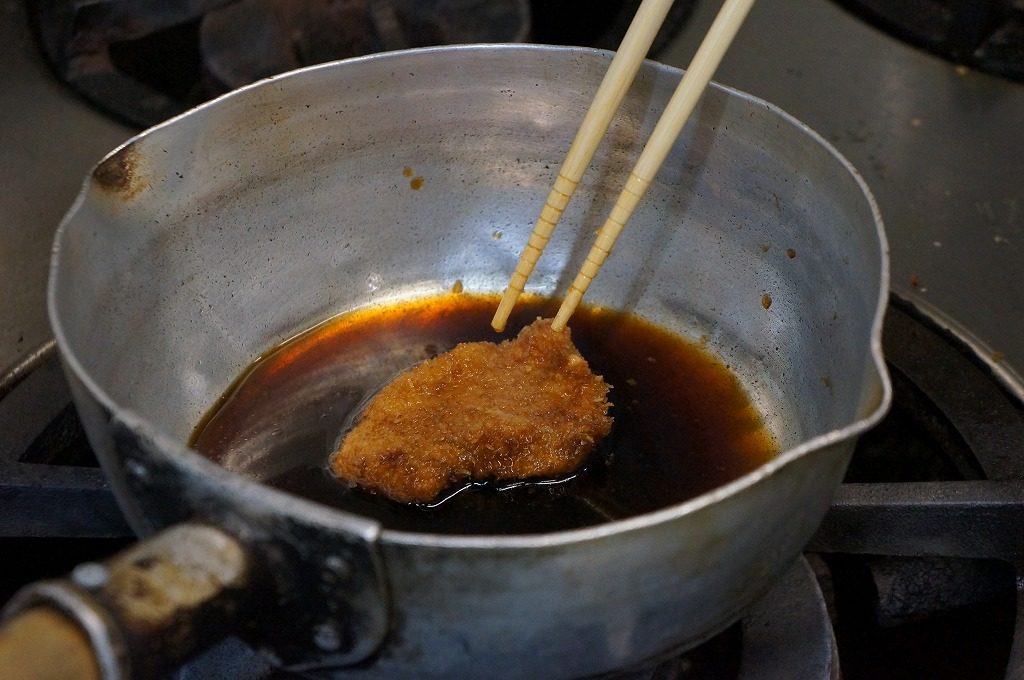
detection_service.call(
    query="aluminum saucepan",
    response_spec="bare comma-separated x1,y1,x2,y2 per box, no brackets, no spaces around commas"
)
5,45,890,678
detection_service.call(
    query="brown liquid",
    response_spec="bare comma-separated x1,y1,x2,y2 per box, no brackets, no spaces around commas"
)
191,294,777,534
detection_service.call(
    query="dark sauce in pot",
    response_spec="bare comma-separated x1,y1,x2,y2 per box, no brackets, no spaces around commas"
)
191,294,777,534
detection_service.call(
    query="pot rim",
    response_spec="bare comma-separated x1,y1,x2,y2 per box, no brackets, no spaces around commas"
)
48,43,893,550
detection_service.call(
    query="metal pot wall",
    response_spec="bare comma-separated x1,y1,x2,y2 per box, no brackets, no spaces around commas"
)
5,45,890,678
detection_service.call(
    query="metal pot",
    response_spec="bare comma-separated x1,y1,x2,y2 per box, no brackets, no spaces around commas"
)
6,45,890,678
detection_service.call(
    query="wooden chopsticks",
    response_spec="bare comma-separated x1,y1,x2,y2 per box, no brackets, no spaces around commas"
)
492,0,759,333
490,0,679,332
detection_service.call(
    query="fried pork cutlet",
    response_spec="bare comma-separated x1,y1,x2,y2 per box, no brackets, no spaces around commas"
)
330,318,612,503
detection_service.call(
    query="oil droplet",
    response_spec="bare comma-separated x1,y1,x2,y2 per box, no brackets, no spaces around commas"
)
410,176,424,190
451,279,464,294
786,248,796,259
761,293,773,310
402,166,413,177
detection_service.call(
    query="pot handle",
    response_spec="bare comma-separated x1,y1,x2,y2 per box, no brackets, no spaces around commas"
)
0,607,100,680
0,523,251,680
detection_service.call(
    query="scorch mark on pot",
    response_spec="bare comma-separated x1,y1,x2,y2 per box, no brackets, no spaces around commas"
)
92,144,146,198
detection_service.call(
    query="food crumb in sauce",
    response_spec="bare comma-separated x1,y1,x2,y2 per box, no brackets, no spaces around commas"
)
451,280,464,294
410,177,424,190
910,274,921,287
761,293,773,310
786,248,796,259
992,351,1005,364
492,230,502,240
402,166,413,177
759,244,770,253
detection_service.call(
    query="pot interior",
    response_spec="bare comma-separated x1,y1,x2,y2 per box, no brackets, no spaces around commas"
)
50,45,887,503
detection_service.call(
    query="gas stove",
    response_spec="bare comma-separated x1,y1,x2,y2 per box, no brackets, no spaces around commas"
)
1,0,1022,678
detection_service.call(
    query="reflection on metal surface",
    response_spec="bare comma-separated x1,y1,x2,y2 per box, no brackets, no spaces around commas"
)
738,559,839,680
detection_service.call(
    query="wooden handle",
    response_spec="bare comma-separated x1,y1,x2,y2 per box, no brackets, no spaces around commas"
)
0,608,100,680
552,0,758,331
491,0,677,332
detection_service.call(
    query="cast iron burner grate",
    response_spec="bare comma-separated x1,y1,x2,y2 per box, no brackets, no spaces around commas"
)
1,295,1022,678
831,0,1024,82
24,0,698,129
